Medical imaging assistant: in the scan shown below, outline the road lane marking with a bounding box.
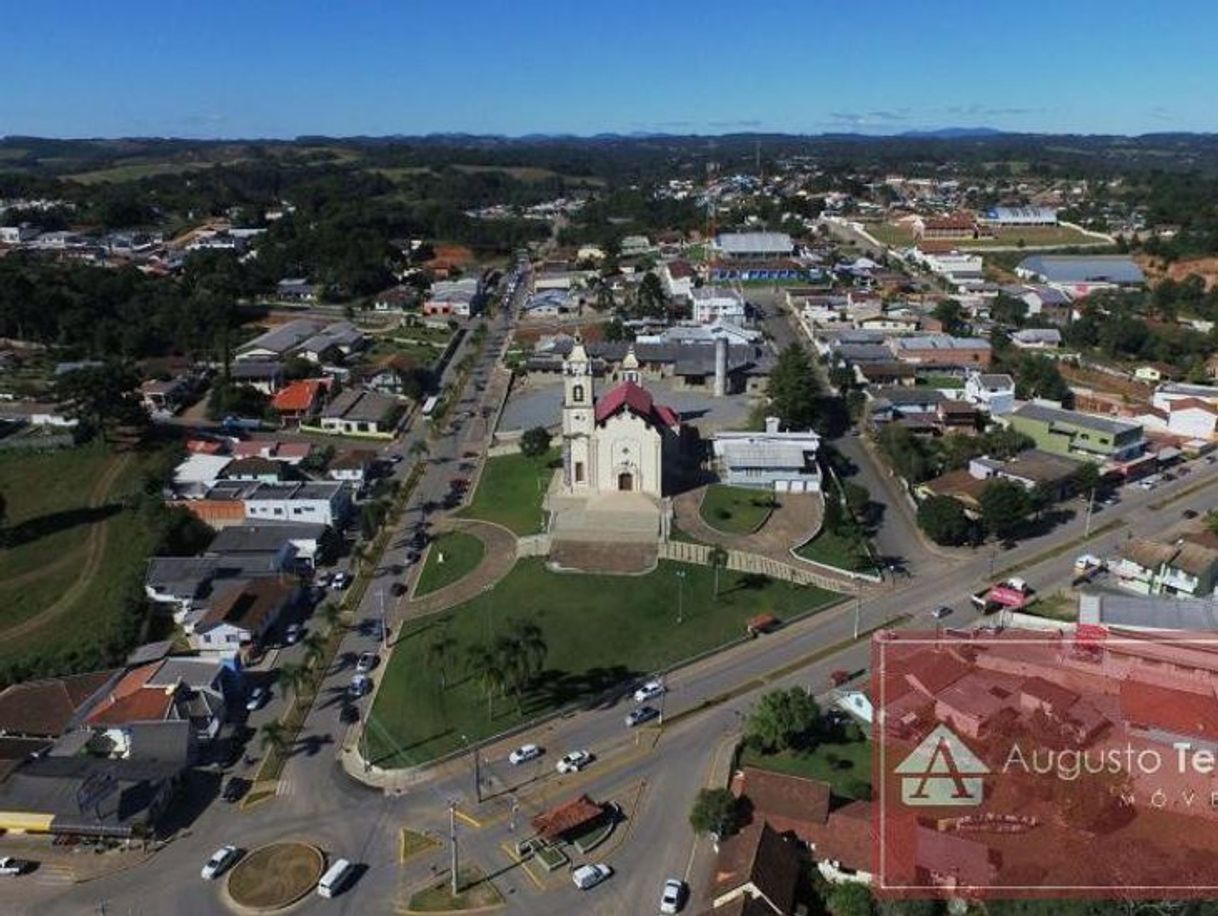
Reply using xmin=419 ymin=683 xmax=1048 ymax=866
xmin=454 ymin=808 xmax=482 ymax=828
xmin=499 ymin=841 xmax=545 ymax=890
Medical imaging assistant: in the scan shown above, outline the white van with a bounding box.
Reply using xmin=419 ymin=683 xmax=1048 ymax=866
xmin=317 ymin=858 xmax=353 ymax=898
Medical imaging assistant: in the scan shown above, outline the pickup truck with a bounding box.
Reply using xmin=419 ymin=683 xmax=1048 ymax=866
xmin=0 ymin=857 xmax=32 ymax=876
xmin=971 ymin=578 xmax=1032 ymax=614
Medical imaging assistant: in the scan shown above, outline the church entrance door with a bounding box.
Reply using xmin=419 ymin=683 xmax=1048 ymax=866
xmin=617 ymin=472 xmax=634 ymax=492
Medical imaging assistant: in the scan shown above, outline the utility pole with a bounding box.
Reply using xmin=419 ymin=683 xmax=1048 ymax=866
xmin=853 ymin=592 xmax=862 ymax=640
xmin=379 ymin=588 xmax=389 ymax=651
xmin=448 ymin=801 xmax=459 ymax=896
xmin=1084 ymin=487 xmax=1095 ymax=538
xmin=676 ymin=569 xmax=687 ymax=625
xmin=462 ymin=733 xmax=481 ymax=803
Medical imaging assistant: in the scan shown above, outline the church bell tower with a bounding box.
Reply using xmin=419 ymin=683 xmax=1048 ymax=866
xmin=562 ymin=338 xmax=594 ymax=490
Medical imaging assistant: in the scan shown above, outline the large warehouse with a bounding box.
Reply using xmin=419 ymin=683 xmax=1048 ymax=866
xmin=713 ymin=231 xmax=794 ymax=260
xmin=981 ymin=206 xmax=1058 ymax=226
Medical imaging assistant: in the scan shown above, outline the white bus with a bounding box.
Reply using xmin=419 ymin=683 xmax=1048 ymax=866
xmin=421 ymin=395 xmax=440 ymax=419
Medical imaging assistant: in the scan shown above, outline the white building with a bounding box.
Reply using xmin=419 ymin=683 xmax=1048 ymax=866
xmin=1145 ymin=383 xmax=1218 ymax=441
xmin=712 ymin=418 xmax=821 ymax=492
xmin=244 ymin=482 xmax=352 ymax=527
xmin=713 ymin=231 xmax=794 ymax=260
xmin=560 ymin=341 xmax=680 ymax=498
xmin=1009 ymin=328 xmax=1062 ymax=350
xmin=964 ymin=372 xmax=1016 ymax=416
xmin=690 ymin=287 xmax=746 ymax=325
xmin=913 ymin=250 xmax=985 ymax=289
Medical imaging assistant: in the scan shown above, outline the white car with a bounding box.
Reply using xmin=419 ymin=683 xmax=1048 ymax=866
xmin=244 ymin=686 xmax=268 ymax=712
xmin=356 ymin=652 xmax=377 ymax=674
xmin=201 ymin=845 xmax=238 ymax=880
xmin=348 ymin=674 xmax=371 ymax=698
xmin=660 ymin=878 xmax=686 ymax=914
xmin=330 ymin=571 xmax=352 ymax=590
xmin=284 ymin=623 xmax=302 ymax=645
xmin=634 ymin=679 xmax=665 ymax=703
xmin=556 ymin=750 xmax=591 ymax=774
xmin=508 ymin=743 xmax=542 ymax=765
xmin=571 ymin=863 xmax=612 ymax=890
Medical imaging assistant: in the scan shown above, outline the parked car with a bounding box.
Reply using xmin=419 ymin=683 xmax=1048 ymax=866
xmin=222 ymin=777 xmax=251 ymax=804
xmin=625 ymin=706 xmax=660 ymax=728
xmin=244 ymin=686 xmax=268 ymax=712
xmin=284 ymin=623 xmax=302 ymax=645
xmin=330 ymin=571 xmax=352 ymax=590
xmin=356 ymin=652 xmax=378 ymax=674
xmin=571 ymin=863 xmax=612 ymax=890
xmin=556 ymin=750 xmax=591 ymax=774
xmin=660 ymin=878 xmax=687 ymax=914
xmin=508 ymin=744 xmax=542 ymax=765
xmin=340 ymin=704 xmax=360 ymax=724
xmin=348 ymin=674 xmax=371 ymax=698
xmin=932 ymin=606 xmax=953 ymax=620
xmin=390 ymin=581 xmax=407 ymax=597
xmin=634 ymin=679 xmax=665 ymax=703
xmin=201 ymin=845 xmax=239 ymax=880
xmin=0 ymin=857 xmax=32 ymax=877
xmin=1184 ymin=508 xmax=1200 ymax=519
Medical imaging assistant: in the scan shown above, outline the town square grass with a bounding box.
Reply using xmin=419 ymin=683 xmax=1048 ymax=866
xmin=699 ymin=484 xmax=774 ymax=535
xmin=366 ymin=558 xmax=841 ymax=767
xmin=414 ymin=531 xmax=485 ymax=597
xmin=456 ymin=448 xmax=558 ymax=535
xmin=796 ymin=529 xmax=877 ymax=574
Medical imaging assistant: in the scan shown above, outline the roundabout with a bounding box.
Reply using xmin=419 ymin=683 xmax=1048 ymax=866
xmin=225 ymin=841 xmax=325 ymax=912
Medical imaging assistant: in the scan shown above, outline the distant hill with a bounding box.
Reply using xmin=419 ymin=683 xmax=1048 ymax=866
xmin=897 ymin=127 xmax=1007 ymax=139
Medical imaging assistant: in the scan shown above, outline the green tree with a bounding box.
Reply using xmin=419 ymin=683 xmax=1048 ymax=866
xmin=259 ymin=721 xmax=289 ymax=756
xmin=360 ymin=500 xmax=388 ymax=539
xmin=1071 ymin=461 xmax=1102 ymax=497
xmin=300 ymin=631 xmax=326 ymax=669
xmin=277 ymin=662 xmax=308 ymax=707
xmin=826 ymin=881 xmax=874 ymax=916
xmin=466 ymin=642 xmax=507 ymax=719
xmin=55 ymin=363 xmax=148 ymax=443
xmin=932 ymin=299 xmax=966 ymax=335
xmin=636 ymin=271 xmax=667 ymax=318
xmin=745 ymin=687 xmax=819 ymax=753
xmin=708 ymin=545 xmax=729 ymax=598
xmin=426 ymin=631 xmax=457 ymax=689
xmin=979 ymin=479 xmax=1032 ymax=540
xmin=320 ymin=602 xmax=342 ymax=632
xmin=767 ymin=344 xmax=821 ymax=430
xmin=688 ymin=787 xmax=740 ymax=837
xmin=408 ymin=439 xmax=430 ymax=462
xmin=520 ymin=426 xmax=552 ymax=458
xmin=916 ymin=496 xmax=973 ymax=546
xmin=509 ymin=618 xmax=548 ymax=676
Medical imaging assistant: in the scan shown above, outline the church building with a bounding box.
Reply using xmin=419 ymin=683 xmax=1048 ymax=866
xmin=561 ymin=340 xmax=681 ymax=498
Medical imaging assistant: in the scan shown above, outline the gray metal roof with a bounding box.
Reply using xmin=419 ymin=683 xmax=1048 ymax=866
xmin=718 ymin=440 xmax=816 ymax=470
xmin=1079 ymin=592 xmax=1218 ymax=631
xmin=207 ymin=523 xmax=326 ymax=555
xmin=1017 ymin=255 xmax=1144 ymax=285
xmin=1012 ymin=403 xmax=1141 ymax=437
xmin=715 ymin=231 xmax=793 ymax=255
xmin=322 ymin=388 xmax=400 ymax=423
xmin=237 ymin=319 xmax=326 ymax=356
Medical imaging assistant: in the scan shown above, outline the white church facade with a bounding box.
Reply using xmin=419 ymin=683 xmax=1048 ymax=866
xmin=561 ymin=341 xmax=681 ymax=498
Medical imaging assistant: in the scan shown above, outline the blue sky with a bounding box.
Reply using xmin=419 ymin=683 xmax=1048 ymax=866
xmin=1 ymin=0 xmax=1214 ymax=138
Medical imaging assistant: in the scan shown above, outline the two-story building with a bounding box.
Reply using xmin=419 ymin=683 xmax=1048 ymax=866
xmin=1009 ymin=403 xmax=1146 ymax=463
xmin=1113 ymin=537 xmax=1218 ymax=599
xmin=964 ymin=372 xmax=1016 ymax=416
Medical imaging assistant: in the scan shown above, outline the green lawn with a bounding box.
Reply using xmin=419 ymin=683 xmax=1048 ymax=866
xmin=796 ymin=528 xmax=876 ymax=573
xmin=366 ymin=558 xmax=841 ymax=766
xmin=0 ymin=444 xmax=156 ymax=666
xmin=919 ymin=374 xmax=965 ymax=390
xmin=739 ymin=733 xmax=872 ymax=799
xmin=863 ymin=221 xmax=1105 ymax=251
xmin=457 ymin=448 xmax=558 ymax=535
xmin=414 ymin=531 xmax=485 ymax=597
xmin=700 ymin=485 xmax=775 ymax=535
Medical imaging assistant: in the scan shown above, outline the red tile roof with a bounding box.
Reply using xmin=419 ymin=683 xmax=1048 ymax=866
xmin=271 ymin=378 xmax=327 ymax=413
xmin=594 ymin=381 xmax=680 ymax=429
xmin=85 ymin=663 xmax=175 ymax=727
xmin=530 ymin=794 xmax=605 ymax=841
xmin=730 ymin=767 xmax=831 ymax=843
xmin=1121 ymin=681 xmax=1218 ymax=741
xmin=0 ymin=670 xmax=119 ymax=736
xmin=806 ymin=799 xmax=873 ymax=873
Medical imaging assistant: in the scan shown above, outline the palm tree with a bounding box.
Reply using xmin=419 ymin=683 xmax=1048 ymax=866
xmin=466 ymin=643 xmax=506 ymax=719
xmin=259 ymin=721 xmax=288 ymax=756
xmin=320 ymin=602 xmax=342 ymax=633
xmin=708 ymin=546 xmax=730 ymax=599
xmin=277 ymin=663 xmax=308 ymax=707
xmin=409 ymin=439 xmax=430 ymax=462
xmin=509 ymin=619 xmax=548 ymax=679
xmin=301 ymin=631 xmax=326 ymax=670
xmin=426 ymin=632 xmax=458 ymax=689
xmin=493 ymin=634 xmax=529 ymax=712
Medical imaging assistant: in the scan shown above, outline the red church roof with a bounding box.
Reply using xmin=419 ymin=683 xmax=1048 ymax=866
xmin=593 ymin=381 xmax=680 ymax=429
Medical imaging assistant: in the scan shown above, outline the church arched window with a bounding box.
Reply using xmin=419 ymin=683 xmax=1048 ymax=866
xmin=572 ymin=384 xmax=584 ymax=403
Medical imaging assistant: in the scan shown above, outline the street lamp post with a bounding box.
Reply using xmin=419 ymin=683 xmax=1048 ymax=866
xmin=461 ymin=733 xmax=482 ymax=803
xmin=675 ymin=570 xmax=687 ymax=625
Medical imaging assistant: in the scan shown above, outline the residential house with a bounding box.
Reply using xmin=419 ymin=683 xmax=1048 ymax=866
xmin=1002 ymin=284 xmax=1074 ymax=321
xmin=1149 ymin=383 xmax=1218 ymax=441
xmin=1010 ymin=328 xmax=1062 ymax=350
xmin=708 ymin=822 xmax=801 ymax=915
xmin=423 ymin=278 xmax=481 ymax=317
xmin=139 ymin=376 xmax=193 ymax=416
xmin=231 ymin=440 xmax=312 ymax=464
xmin=691 ymin=287 xmax=747 ymax=325
xmin=235 ymin=318 xmax=328 ymax=362
xmin=964 ymin=371 xmax=1015 ymax=416
xmin=319 ymin=388 xmax=403 ymax=437
xmin=912 ymin=250 xmax=985 ymax=289
xmin=867 ymin=387 xmax=945 ymax=429
xmin=522 ymin=289 xmax=574 ymax=318
xmin=711 ymin=418 xmax=821 ymax=492
xmin=1078 ymin=591 xmax=1218 ymax=633
xmin=0 ymin=670 xmax=121 ymax=739
xmin=1009 ymin=403 xmax=1146 ymax=463
xmin=296 ymin=321 xmax=365 ymax=364
xmin=966 ymin=449 xmax=1083 ymax=499
xmin=270 ymin=377 xmax=328 ymax=427
xmin=327 ymin=449 xmax=376 ymax=487
xmin=171 ymin=453 xmax=233 ymax=498
xmin=220 ymin=456 xmax=287 ymax=484
xmin=1112 ymin=537 xmax=1218 ymax=598
xmin=85 ymin=657 xmax=232 ymax=744
xmin=186 ymin=577 xmax=298 ymax=658
xmin=276 ymin=278 xmax=317 ymax=302
xmin=890 ymin=335 xmax=992 ymax=370
xmin=244 ymin=481 xmax=353 ymax=527
xmin=144 ymin=554 xmax=284 ymax=614
xmin=372 ymin=285 xmax=417 ymax=312
xmin=660 ymin=259 xmax=695 ymax=299
xmin=228 ymin=360 xmax=284 ymax=394
xmin=206 ymin=522 xmax=328 ymax=570
xmin=364 ymin=353 xmax=422 ymax=397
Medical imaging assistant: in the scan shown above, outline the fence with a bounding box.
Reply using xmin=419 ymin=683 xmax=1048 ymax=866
xmin=657 ymin=541 xmax=850 ymax=592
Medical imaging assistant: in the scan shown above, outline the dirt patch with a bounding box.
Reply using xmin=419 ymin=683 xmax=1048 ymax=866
xmin=1135 ymin=254 xmax=1218 ymax=290
xmin=226 ymin=842 xmax=325 ymax=911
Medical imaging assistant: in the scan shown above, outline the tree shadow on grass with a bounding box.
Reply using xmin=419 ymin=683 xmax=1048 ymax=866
xmin=5 ymin=504 xmax=122 ymax=548
xmin=370 ymin=727 xmax=454 ymax=765
xmin=523 ymin=665 xmax=638 ymax=713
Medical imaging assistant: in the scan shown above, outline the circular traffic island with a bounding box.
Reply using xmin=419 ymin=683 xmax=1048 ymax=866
xmin=226 ymin=841 xmax=325 ymax=912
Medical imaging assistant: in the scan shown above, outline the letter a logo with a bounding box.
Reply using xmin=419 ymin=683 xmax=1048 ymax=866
xmin=895 ymin=725 xmax=989 ymax=806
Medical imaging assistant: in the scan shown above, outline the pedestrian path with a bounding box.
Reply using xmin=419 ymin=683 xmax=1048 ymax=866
xmin=404 ymin=518 xmax=518 ymax=617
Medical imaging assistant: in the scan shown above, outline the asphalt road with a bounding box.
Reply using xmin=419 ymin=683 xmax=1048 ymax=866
xmin=15 ymin=280 xmax=1218 ymax=915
